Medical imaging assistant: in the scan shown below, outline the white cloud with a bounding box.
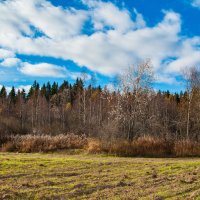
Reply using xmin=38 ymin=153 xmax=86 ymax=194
xmin=0 ymin=49 xmax=15 ymax=59
xmin=82 ymin=0 xmax=135 ymax=33
xmin=0 ymin=57 xmax=21 ymax=67
xmin=19 ymin=62 xmax=90 ymax=80
xmin=155 ymin=74 xmax=179 ymax=85
xmin=0 ymin=0 xmax=199 ymax=86
xmin=0 ymin=0 xmax=88 ymax=39
xmin=165 ymin=37 xmax=200 ymax=73
xmin=19 ymin=62 xmax=69 ymax=78
xmin=133 ymin=8 xmax=146 ymax=29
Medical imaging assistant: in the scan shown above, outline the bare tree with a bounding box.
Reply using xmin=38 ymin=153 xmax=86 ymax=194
xmin=111 ymin=59 xmax=155 ymax=140
xmin=182 ymin=67 xmax=200 ymax=139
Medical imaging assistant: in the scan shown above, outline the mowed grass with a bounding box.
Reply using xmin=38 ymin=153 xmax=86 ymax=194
xmin=0 ymin=153 xmax=200 ymax=200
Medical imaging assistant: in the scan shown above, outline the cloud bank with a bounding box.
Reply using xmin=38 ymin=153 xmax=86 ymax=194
xmin=0 ymin=0 xmax=200 ymax=86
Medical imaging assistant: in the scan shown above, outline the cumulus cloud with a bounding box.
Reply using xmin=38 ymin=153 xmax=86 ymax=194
xmin=165 ymin=37 xmax=200 ymax=73
xmin=82 ymin=0 xmax=136 ymax=32
xmin=0 ymin=49 xmax=15 ymax=59
xmin=0 ymin=0 xmax=88 ymax=39
xmin=20 ymin=62 xmax=69 ymax=78
xmin=0 ymin=0 xmax=200 ymax=86
xmin=19 ymin=62 xmax=90 ymax=80
xmin=0 ymin=57 xmax=21 ymax=67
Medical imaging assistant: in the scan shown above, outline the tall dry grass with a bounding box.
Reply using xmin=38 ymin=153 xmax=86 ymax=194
xmin=87 ymin=136 xmax=173 ymax=157
xmin=1 ymin=134 xmax=200 ymax=157
xmin=174 ymin=139 xmax=200 ymax=157
xmin=87 ymin=136 xmax=200 ymax=157
xmin=0 ymin=133 xmax=87 ymax=153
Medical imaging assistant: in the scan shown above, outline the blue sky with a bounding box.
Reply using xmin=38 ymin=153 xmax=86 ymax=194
xmin=0 ymin=0 xmax=200 ymax=92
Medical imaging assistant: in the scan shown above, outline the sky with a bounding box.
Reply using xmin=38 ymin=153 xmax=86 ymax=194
xmin=0 ymin=0 xmax=200 ymax=93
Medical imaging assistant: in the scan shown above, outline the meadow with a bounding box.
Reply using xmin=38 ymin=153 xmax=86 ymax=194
xmin=0 ymin=152 xmax=200 ymax=200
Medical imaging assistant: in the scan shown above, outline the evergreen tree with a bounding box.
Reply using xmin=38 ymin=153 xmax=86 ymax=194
xmin=9 ymin=86 xmax=16 ymax=104
xmin=97 ymin=85 xmax=102 ymax=92
xmin=51 ymin=82 xmax=58 ymax=95
xmin=0 ymin=86 xmax=7 ymax=98
xmin=175 ymin=93 xmax=180 ymax=104
xmin=41 ymin=84 xmax=47 ymax=97
xmin=17 ymin=89 xmax=21 ymax=97
xmin=21 ymin=89 xmax=26 ymax=100
xmin=74 ymin=78 xmax=84 ymax=93
xmin=27 ymin=86 xmax=34 ymax=99
xmin=59 ymin=80 xmax=69 ymax=92
xmin=33 ymin=80 xmax=40 ymax=91
xmin=165 ymin=90 xmax=170 ymax=98
xmin=46 ymin=82 xmax=52 ymax=101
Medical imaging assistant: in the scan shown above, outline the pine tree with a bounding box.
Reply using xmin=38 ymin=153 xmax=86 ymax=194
xmin=51 ymin=82 xmax=58 ymax=95
xmin=21 ymin=89 xmax=26 ymax=100
xmin=33 ymin=80 xmax=40 ymax=91
xmin=59 ymin=80 xmax=69 ymax=92
xmin=0 ymin=86 xmax=7 ymax=98
xmin=9 ymin=86 xmax=16 ymax=104
xmin=165 ymin=90 xmax=170 ymax=98
xmin=41 ymin=84 xmax=47 ymax=97
xmin=27 ymin=86 xmax=34 ymax=99
xmin=175 ymin=93 xmax=180 ymax=104
xmin=46 ymin=82 xmax=52 ymax=101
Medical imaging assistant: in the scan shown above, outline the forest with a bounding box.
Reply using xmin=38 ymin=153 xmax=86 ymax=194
xmin=0 ymin=60 xmax=200 ymax=156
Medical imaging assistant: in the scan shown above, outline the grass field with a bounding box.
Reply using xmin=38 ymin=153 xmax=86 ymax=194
xmin=0 ymin=152 xmax=200 ymax=200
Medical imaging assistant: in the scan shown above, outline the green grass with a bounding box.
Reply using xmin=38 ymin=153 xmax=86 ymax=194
xmin=0 ymin=152 xmax=200 ymax=200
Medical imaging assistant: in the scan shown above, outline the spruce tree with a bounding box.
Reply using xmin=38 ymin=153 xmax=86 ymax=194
xmin=9 ymin=86 xmax=16 ymax=104
xmin=46 ymin=82 xmax=51 ymax=101
xmin=27 ymin=86 xmax=34 ymax=99
xmin=51 ymin=82 xmax=58 ymax=95
xmin=0 ymin=86 xmax=7 ymax=98
xmin=59 ymin=80 xmax=69 ymax=92
xmin=41 ymin=84 xmax=47 ymax=97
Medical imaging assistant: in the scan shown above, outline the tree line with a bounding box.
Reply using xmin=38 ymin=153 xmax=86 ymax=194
xmin=0 ymin=60 xmax=200 ymax=142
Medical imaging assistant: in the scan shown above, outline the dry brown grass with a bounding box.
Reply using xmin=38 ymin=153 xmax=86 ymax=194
xmin=1 ymin=134 xmax=200 ymax=157
xmin=87 ymin=136 xmax=200 ymax=157
xmin=174 ymin=139 xmax=200 ymax=156
xmin=87 ymin=139 xmax=101 ymax=153
xmin=1 ymin=134 xmax=87 ymax=153
xmin=132 ymin=136 xmax=172 ymax=156
xmin=99 ymin=136 xmax=173 ymax=157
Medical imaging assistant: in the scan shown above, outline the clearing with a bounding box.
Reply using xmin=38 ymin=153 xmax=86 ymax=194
xmin=0 ymin=152 xmax=200 ymax=199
